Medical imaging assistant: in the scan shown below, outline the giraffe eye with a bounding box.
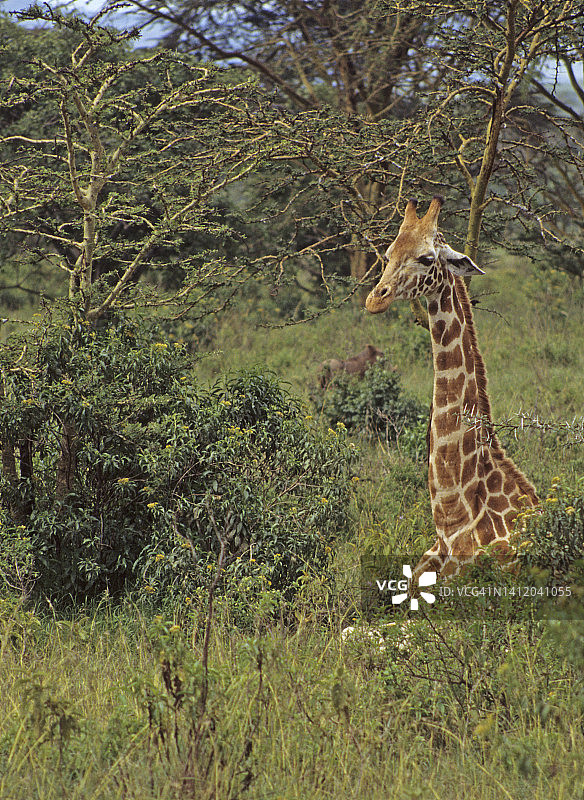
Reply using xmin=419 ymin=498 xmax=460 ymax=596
xmin=418 ymin=254 xmax=435 ymax=267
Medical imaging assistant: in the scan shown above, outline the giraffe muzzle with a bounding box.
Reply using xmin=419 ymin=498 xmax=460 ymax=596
xmin=365 ymin=284 xmax=394 ymax=314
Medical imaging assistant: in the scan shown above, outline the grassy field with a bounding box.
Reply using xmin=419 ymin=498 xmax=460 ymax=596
xmin=1 ymin=255 xmax=584 ymax=798
xmin=1 ymin=599 xmax=584 ymax=799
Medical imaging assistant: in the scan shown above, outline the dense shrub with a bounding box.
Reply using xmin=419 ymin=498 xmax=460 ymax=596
xmin=516 ymin=477 xmax=584 ymax=576
xmin=0 ymin=312 xmax=357 ymax=604
xmin=313 ymin=364 xmax=427 ymax=444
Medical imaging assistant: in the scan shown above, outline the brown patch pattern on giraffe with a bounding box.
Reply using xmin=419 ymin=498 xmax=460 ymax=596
xmin=434 ymin=494 xmax=468 ymax=532
xmin=434 ymin=441 xmax=461 ymax=487
xmin=462 ymin=428 xmax=476 ymax=456
xmin=435 ymin=373 xmax=465 ymax=408
xmin=486 ymin=471 xmax=503 ymax=493
xmin=432 ymin=318 xmax=461 ymax=348
xmin=436 ymin=344 xmax=463 ymax=372
xmin=440 ymin=292 xmax=452 ymax=313
xmin=449 ymin=528 xmax=476 ymax=560
xmin=463 ymin=378 xmax=478 ymax=412
xmin=461 ymin=453 xmax=477 ymax=486
xmin=433 ymin=408 xmax=461 ymax=439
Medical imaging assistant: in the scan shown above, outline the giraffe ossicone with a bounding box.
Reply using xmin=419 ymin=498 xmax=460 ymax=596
xmin=366 ymin=197 xmax=539 ymax=582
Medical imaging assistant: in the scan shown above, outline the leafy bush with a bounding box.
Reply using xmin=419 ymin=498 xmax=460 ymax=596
xmin=0 ymin=311 xmax=357 ymax=605
xmin=516 ymin=477 xmax=584 ymax=576
xmin=313 ymin=364 xmax=427 ymax=443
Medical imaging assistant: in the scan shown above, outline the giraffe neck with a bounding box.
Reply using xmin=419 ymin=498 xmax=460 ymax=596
xmin=426 ymin=275 xmax=496 ymax=540
xmin=424 ymin=274 xmax=537 ymax=561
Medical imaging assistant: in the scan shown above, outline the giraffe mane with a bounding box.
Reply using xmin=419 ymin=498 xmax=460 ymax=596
xmin=453 ymin=277 xmax=496 ymax=433
xmin=453 ymin=276 xmax=538 ymax=504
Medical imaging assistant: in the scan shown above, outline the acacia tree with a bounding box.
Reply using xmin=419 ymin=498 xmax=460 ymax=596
xmin=115 ymin=0 xmax=449 ymax=285
xmin=0 ymin=8 xmax=421 ymax=318
xmin=117 ymin=0 xmax=584 ymax=302
xmin=421 ymin=1 xmax=584 ymax=263
xmin=0 ymin=9 xmax=289 ymax=321
xmin=0 ymin=7 xmax=422 ymax=513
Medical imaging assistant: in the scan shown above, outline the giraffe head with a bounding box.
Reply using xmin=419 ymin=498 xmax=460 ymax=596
xmin=366 ymin=197 xmax=484 ymax=314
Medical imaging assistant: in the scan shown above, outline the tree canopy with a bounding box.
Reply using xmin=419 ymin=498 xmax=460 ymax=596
xmin=119 ymin=0 xmax=584 ymax=283
xmin=2 ymin=1 xmax=583 ymax=330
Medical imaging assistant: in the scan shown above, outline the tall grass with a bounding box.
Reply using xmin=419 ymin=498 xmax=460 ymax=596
xmin=1 ymin=598 xmax=584 ymax=799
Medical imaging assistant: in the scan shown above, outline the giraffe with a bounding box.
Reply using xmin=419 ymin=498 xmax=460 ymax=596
xmin=365 ymin=196 xmax=539 ymax=581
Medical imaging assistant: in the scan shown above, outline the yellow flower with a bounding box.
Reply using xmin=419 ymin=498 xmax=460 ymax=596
xmin=552 ymin=476 xmax=561 ymax=483
xmin=220 ymin=400 xmax=232 ymax=407
xmin=147 ymin=502 xmax=159 ymax=509
xmin=545 ymin=497 xmax=558 ymax=504
xmin=168 ymin=624 xmax=180 ymax=633
xmin=118 ymin=477 xmax=130 ymax=484
xmin=565 ymin=506 xmax=575 ymax=514
xmin=320 ymin=497 xmax=328 ymax=504
xmin=351 ymin=476 xmax=360 ymax=483
xmin=144 ymin=585 xmax=156 ymax=593
xmin=154 ymin=342 xmax=167 ymax=349
xmin=155 ymin=553 xmax=165 ymax=561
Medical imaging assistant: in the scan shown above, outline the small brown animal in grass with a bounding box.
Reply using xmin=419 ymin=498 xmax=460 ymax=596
xmin=319 ymin=344 xmax=384 ymax=388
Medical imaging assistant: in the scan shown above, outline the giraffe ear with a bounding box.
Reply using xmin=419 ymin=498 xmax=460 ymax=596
xmin=441 ymin=244 xmax=485 ymax=277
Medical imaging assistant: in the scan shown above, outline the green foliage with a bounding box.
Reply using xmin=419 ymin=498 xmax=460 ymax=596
xmin=0 ymin=311 xmax=356 ymax=605
xmin=0 ymin=511 xmax=36 ymax=597
xmin=138 ymin=370 xmax=357 ymax=608
xmin=518 ymin=477 xmax=584 ymax=576
xmin=313 ymin=363 xmax=427 ymax=442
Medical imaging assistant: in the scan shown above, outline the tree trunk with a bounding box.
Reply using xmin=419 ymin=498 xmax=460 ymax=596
xmin=349 ymin=246 xmax=374 ymax=305
xmin=1 ymin=440 xmax=31 ymax=525
xmin=55 ymin=421 xmax=79 ymax=500
xmin=1 ymin=441 xmax=17 ymax=485
xmin=18 ymin=438 xmax=34 ymax=517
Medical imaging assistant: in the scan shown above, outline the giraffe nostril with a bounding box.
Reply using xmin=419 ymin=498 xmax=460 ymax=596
xmin=379 ymin=285 xmax=392 ymax=298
